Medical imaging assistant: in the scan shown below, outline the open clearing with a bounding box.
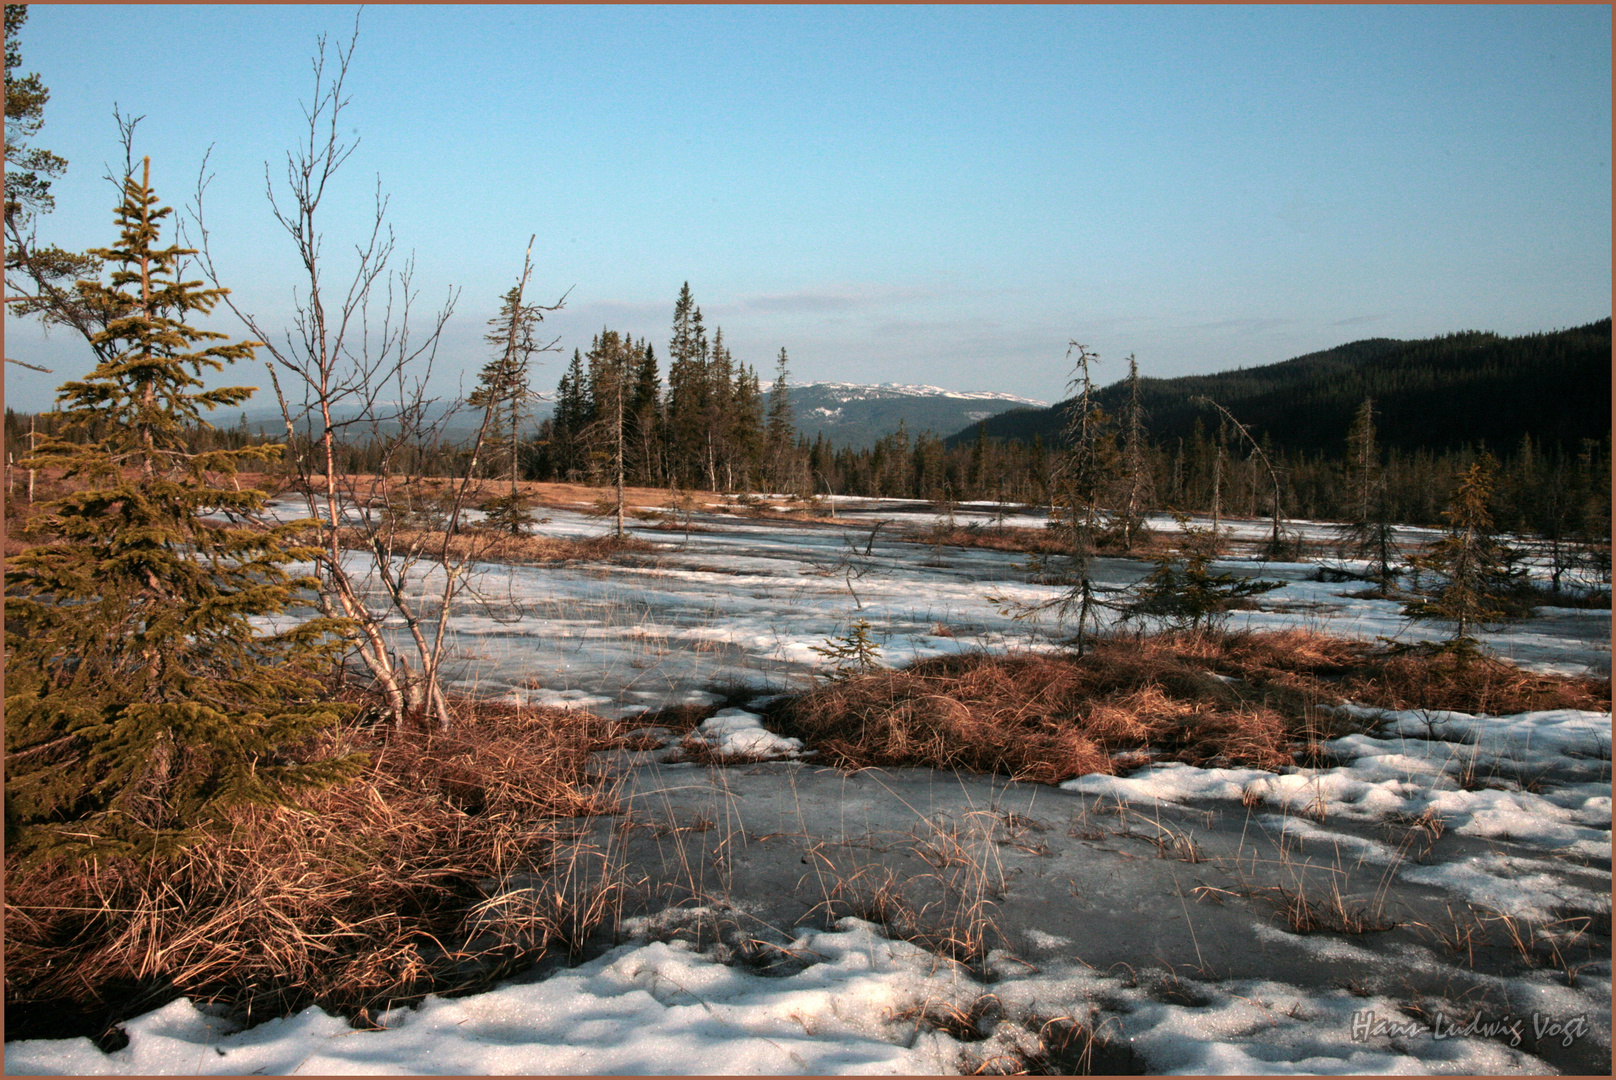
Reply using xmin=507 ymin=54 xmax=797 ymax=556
xmin=8 ymin=496 xmax=1610 ymax=1075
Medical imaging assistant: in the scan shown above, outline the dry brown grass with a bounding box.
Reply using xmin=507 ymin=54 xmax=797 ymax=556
xmin=905 ymin=518 xmax=1339 ymax=560
xmin=906 ymin=524 xmax=1073 ymax=556
xmin=1340 ymin=646 xmax=1610 ymax=716
xmin=4 ymin=700 xmax=626 ymax=1044
xmin=337 ymin=524 xmax=658 ymax=565
xmin=772 ymin=629 xmax=1611 ymax=783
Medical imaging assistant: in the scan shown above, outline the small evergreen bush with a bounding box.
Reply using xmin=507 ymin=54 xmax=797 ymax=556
xmin=812 ymin=618 xmax=885 ymax=679
xmin=1121 ymin=512 xmax=1284 ymax=633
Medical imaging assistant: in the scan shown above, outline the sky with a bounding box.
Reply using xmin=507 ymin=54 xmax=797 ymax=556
xmin=4 ymin=4 xmax=1610 ymax=414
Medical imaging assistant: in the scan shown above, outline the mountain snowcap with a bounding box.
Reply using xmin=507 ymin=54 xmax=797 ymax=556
xmin=796 ymin=381 xmax=1047 ymax=406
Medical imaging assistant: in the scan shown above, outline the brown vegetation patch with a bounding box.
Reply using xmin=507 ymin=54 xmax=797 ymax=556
xmin=775 ymin=633 xmax=1318 ymax=782
xmin=905 ymin=524 xmax=1072 ymax=556
xmin=334 ymin=525 xmax=658 ymax=565
xmin=1340 ymin=647 xmax=1610 ymax=716
xmin=4 ymin=700 xmax=625 ymax=1044
xmin=905 ymin=519 xmax=1340 ymax=560
xmin=771 ymin=630 xmax=1610 ymax=783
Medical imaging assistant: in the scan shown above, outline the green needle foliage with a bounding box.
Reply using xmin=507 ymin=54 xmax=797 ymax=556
xmin=1403 ymin=452 xmax=1521 ymax=651
xmin=1122 ymin=512 xmax=1284 ymax=633
xmin=812 ymin=618 xmax=885 ymax=679
xmin=4 ymin=158 xmax=362 ymax=863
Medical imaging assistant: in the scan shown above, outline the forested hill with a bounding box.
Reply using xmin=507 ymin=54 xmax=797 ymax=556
xmin=950 ymin=319 xmax=1611 ymax=456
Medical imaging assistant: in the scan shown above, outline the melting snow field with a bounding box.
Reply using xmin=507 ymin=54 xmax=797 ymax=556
xmin=8 ymin=500 xmax=1610 ymax=1075
xmin=267 ymin=498 xmax=1610 ymax=716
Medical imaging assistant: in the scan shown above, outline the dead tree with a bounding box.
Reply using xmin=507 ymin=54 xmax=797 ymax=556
xmin=1114 ymin=354 xmax=1155 ymax=552
xmin=190 ymin=20 xmax=561 ymax=728
xmin=1197 ymin=396 xmax=1291 ymax=559
xmin=470 ymin=237 xmax=565 ymax=533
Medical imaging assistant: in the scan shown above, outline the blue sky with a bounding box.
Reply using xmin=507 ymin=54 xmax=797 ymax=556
xmin=5 ymin=4 xmax=1610 ymax=414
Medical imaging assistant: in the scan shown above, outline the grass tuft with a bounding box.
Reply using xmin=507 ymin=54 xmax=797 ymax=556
xmin=1345 ymin=645 xmax=1608 ymax=715
xmin=772 ymin=630 xmax=1609 ymax=783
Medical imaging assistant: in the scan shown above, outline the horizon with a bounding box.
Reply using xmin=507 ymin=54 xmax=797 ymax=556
xmin=4 ymin=4 xmax=1609 ymax=414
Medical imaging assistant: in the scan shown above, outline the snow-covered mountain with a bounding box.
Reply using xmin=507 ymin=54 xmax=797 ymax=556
xmin=789 ymin=382 xmax=1047 ymax=449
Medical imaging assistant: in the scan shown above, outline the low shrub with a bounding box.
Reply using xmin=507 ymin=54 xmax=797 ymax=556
xmin=4 ymin=700 xmax=625 ymax=1044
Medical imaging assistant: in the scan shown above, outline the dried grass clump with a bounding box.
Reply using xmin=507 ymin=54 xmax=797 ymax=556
xmin=1209 ymin=628 xmax=1369 ymax=677
xmin=777 ymin=629 xmax=1610 ymax=783
xmin=779 ymin=656 xmax=1111 ymax=783
xmin=336 ymin=525 xmax=656 ymax=566
xmin=4 ymin=702 xmax=625 ymax=1043
xmin=776 ymin=633 xmax=1327 ymax=782
xmin=1341 ymin=646 xmax=1610 ymax=715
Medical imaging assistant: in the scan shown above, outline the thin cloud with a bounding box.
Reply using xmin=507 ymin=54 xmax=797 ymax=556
xmin=1182 ymin=317 xmax=1298 ymax=334
xmin=562 ymin=298 xmax=670 ymax=323
xmin=733 ymin=284 xmax=931 ymax=314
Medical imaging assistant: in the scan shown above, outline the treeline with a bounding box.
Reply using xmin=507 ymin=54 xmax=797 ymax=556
xmin=524 ymin=283 xmax=806 ymax=494
xmin=4 ymin=408 xmax=273 ymax=460
xmin=9 ymin=286 xmax=1609 ymax=546
xmin=796 ymin=413 xmax=1611 ymax=536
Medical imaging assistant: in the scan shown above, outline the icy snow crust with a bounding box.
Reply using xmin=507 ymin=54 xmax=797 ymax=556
xmin=3 ymin=925 xmax=1579 ymax=1075
xmin=13 ymin=499 xmax=1609 ymax=1075
xmin=258 ymin=498 xmax=1608 ymax=718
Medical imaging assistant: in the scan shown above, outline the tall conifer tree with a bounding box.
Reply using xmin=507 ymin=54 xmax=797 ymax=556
xmin=550 ymin=348 xmax=590 ymax=480
xmin=4 ymin=160 xmax=359 ymax=861
xmin=665 ymin=285 xmax=711 ymax=488
xmin=626 ymin=339 xmax=662 ymax=485
xmin=766 ymin=347 xmax=798 ymax=492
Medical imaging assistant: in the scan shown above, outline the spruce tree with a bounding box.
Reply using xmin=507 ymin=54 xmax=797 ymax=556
xmin=1113 ymin=354 xmax=1155 ymax=552
xmin=4 ymin=159 xmax=360 ymax=861
xmin=551 ymin=348 xmax=591 ymax=481
xmin=1121 ymin=512 xmax=1283 ymax=633
xmin=1044 ymin=343 xmax=1119 ymax=653
xmin=627 ymin=340 xmax=662 ymax=486
xmin=705 ymin=325 xmax=735 ymax=490
xmin=766 ymin=347 xmax=798 ymax=492
xmin=729 ymin=361 xmax=765 ymax=491
xmin=1402 ymin=452 xmax=1520 ymax=649
xmin=664 ymin=285 xmax=715 ymax=489
xmin=582 ymin=328 xmax=631 ymax=532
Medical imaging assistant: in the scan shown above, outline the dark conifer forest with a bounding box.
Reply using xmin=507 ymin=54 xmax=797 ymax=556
xmin=8 ymin=310 xmax=1610 ymax=537
xmin=966 ymin=319 xmax=1610 ymax=458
